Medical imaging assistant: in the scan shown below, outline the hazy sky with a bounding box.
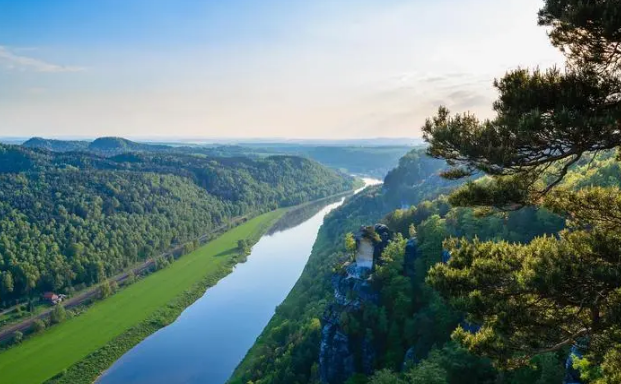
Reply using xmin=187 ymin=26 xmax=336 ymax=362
xmin=0 ymin=0 xmax=564 ymax=139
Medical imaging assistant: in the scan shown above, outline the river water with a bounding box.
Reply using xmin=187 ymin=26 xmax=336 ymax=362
xmin=96 ymin=178 xmax=381 ymax=384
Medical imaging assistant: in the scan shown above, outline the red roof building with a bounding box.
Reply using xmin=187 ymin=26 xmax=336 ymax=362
xmin=42 ymin=292 xmax=60 ymax=304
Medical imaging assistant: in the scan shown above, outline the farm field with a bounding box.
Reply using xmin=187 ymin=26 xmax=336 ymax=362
xmin=0 ymin=210 xmax=284 ymax=384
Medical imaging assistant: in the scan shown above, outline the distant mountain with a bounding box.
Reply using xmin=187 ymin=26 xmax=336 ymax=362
xmin=20 ymin=136 xmax=415 ymax=178
xmin=88 ymin=136 xmax=170 ymax=153
xmin=23 ymin=137 xmax=89 ymax=152
xmin=23 ymin=136 xmax=175 ymax=155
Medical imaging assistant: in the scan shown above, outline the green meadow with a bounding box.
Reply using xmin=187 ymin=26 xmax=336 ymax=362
xmin=0 ymin=210 xmax=284 ymax=384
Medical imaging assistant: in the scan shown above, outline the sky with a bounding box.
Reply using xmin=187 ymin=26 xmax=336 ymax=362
xmin=0 ymin=0 xmax=565 ymax=139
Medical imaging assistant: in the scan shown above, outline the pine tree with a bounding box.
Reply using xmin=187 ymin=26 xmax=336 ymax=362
xmin=422 ymin=1 xmax=621 ymax=382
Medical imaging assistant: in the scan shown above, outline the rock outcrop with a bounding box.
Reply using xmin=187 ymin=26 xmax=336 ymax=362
xmin=320 ymin=304 xmax=356 ymax=383
xmin=319 ymin=224 xmax=392 ymax=384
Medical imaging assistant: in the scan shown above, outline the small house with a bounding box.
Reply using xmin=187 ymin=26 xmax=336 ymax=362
xmin=42 ymin=292 xmax=60 ymax=305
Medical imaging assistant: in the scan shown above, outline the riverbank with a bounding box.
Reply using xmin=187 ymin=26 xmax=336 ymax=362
xmin=0 ymin=210 xmax=285 ymax=384
xmin=96 ymin=195 xmax=359 ymax=384
xmin=0 ymin=214 xmax=250 ymax=344
xmin=228 ymin=179 xmax=384 ymax=384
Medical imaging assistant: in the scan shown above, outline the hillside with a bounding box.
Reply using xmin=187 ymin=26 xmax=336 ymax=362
xmin=231 ymin=150 xmax=621 ymax=384
xmin=22 ymin=138 xmax=89 ymax=152
xmin=23 ymin=137 xmax=176 ymax=156
xmin=255 ymin=145 xmax=413 ymax=179
xmin=19 ymin=137 xmax=412 ymax=178
xmin=88 ymin=137 xmax=170 ymax=153
xmin=0 ymin=144 xmax=357 ymax=305
xmin=229 ymin=148 xmax=456 ymax=384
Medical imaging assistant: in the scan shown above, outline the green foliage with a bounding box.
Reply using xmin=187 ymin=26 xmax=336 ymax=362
xmin=236 ymin=135 xmax=609 ymax=384
xmin=406 ymin=359 xmax=448 ymax=384
xmin=50 ymin=304 xmax=67 ymax=324
xmin=231 ymin=143 xmax=571 ymax=384
xmin=506 ymin=352 xmax=567 ymax=384
xmin=23 ymin=136 xmax=413 ymax=179
xmin=99 ymin=281 xmax=112 ymax=299
xmin=125 ymin=270 xmax=136 ymax=285
xmin=538 ymin=0 xmax=621 ymax=72
xmin=12 ymin=331 xmax=23 ymax=345
xmin=423 ymin=68 xmax=621 ymax=208
xmin=0 ymin=144 xmax=355 ymax=306
xmin=0 ymin=211 xmax=283 ymax=384
xmin=599 ymin=348 xmax=621 ymax=384
xmin=268 ymin=145 xmax=414 ymax=179
xmin=237 ymin=239 xmax=251 ymax=255
xmin=230 ymin=149 xmax=454 ymax=384
xmin=420 ymin=1 xmax=621 ymax=382
xmin=383 ymin=149 xmax=461 ymax=204
xmin=422 ymin=0 xmax=621 ymax=208
xmin=32 ymin=319 xmax=46 ymax=333
xmin=22 ymin=138 xmax=90 ymax=152
xmin=345 ymin=233 xmax=357 ymax=260
xmin=182 ymin=241 xmax=196 ymax=255
xmin=368 ymin=369 xmax=406 ymax=384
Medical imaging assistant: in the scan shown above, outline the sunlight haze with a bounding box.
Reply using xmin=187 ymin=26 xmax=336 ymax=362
xmin=0 ymin=0 xmax=563 ymax=139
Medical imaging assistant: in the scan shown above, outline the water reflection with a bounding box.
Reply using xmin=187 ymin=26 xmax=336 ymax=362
xmin=97 ymin=179 xmax=381 ymax=384
xmin=269 ymin=193 xmax=354 ymax=235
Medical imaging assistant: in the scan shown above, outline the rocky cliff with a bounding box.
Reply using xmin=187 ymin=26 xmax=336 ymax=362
xmin=319 ymin=224 xmax=392 ymax=384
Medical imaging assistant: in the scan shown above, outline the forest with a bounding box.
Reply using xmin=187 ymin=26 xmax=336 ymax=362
xmin=232 ymin=1 xmax=621 ymax=383
xmin=21 ymin=137 xmax=413 ymax=179
xmin=231 ymin=151 xmax=621 ymax=384
xmin=229 ymin=146 xmax=456 ymax=384
xmin=0 ymin=144 xmax=356 ymax=305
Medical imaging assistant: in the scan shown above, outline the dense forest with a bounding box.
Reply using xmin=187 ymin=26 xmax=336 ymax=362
xmin=21 ymin=137 xmax=412 ymax=179
xmin=0 ymin=144 xmax=357 ymax=305
xmin=229 ymin=147 xmax=455 ymax=384
xmin=231 ymin=151 xmax=620 ymax=384
xmin=233 ymin=1 xmax=621 ymax=383
xmin=258 ymin=145 xmax=413 ymax=179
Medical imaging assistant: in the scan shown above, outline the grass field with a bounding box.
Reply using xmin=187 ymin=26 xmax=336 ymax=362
xmin=0 ymin=210 xmax=285 ymax=384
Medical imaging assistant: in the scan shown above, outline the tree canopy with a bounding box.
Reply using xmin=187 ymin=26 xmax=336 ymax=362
xmin=423 ymin=1 xmax=621 ymax=382
xmin=423 ymin=0 xmax=621 ymax=209
xmin=0 ymin=144 xmax=355 ymax=305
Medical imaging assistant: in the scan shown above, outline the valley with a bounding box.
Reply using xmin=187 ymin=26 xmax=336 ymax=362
xmin=0 ymin=210 xmax=284 ymax=384
xmin=95 ymin=179 xmax=381 ymax=384
xmin=2 ymin=1 xmax=621 ymax=382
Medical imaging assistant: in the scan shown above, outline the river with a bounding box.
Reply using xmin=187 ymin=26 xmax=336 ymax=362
xmin=96 ymin=178 xmax=382 ymax=384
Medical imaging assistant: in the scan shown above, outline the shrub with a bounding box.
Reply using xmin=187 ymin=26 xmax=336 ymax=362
xmin=50 ymin=304 xmax=66 ymax=324
xmin=32 ymin=319 xmax=46 ymax=333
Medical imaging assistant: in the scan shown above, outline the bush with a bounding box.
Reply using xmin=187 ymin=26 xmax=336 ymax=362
xmin=12 ymin=331 xmax=23 ymax=344
xmin=237 ymin=239 xmax=250 ymax=255
xmin=99 ymin=281 xmax=112 ymax=299
xmin=154 ymin=256 xmax=170 ymax=270
xmin=183 ymin=242 xmax=195 ymax=255
xmin=32 ymin=319 xmax=46 ymax=333
xmin=50 ymin=304 xmax=66 ymax=324
xmin=125 ymin=270 xmax=136 ymax=285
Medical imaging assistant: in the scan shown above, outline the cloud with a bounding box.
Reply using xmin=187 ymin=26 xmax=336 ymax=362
xmin=0 ymin=46 xmax=84 ymax=73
